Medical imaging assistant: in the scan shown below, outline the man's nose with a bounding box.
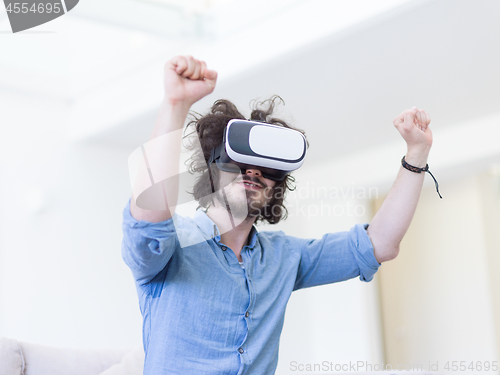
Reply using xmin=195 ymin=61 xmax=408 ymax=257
xmin=245 ymin=169 xmax=262 ymax=178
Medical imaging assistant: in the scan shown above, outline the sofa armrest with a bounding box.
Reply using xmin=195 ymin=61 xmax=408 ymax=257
xmin=18 ymin=341 xmax=130 ymax=375
xmin=0 ymin=337 xmax=25 ymax=375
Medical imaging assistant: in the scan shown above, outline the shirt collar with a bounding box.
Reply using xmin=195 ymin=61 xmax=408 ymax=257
xmin=193 ymin=208 xmax=259 ymax=249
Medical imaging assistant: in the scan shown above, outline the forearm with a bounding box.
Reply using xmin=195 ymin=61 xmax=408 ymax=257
xmin=150 ymin=99 xmax=190 ymax=139
xmin=367 ymin=149 xmax=429 ymax=263
xmin=130 ymin=100 xmax=190 ymax=222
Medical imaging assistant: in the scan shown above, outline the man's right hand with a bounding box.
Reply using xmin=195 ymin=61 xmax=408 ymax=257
xmin=163 ymin=55 xmax=218 ymax=107
xmin=130 ymin=55 xmax=217 ymax=222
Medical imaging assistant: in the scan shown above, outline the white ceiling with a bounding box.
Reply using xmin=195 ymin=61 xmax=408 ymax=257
xmin=203 ymin=0 xmax=500 ymax=164
xmin=79 ymin=0 xmax=500 ymax=172
xmin=0 ymin=0 xmax=414 ymax=102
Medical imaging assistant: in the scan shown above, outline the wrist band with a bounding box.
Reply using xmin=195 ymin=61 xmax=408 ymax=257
xmin=401 ymin=156 xmax=442 ymax=199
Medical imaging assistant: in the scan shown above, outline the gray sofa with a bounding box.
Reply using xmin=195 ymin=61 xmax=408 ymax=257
xmin=0 ymin=337 xmax=144 ymax=375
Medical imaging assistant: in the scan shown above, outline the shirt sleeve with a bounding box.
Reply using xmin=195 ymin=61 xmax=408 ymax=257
xmin=121 ymin=198 xmax=179 ymax=285
xmin=291 ymin=223 xmax=381 ymax=291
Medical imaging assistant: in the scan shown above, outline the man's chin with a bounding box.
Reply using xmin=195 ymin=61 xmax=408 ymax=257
xmin=215 ymin=189 xmax=269 ymax=220
xmin=232 ymin=201 xmax=263 ymax=220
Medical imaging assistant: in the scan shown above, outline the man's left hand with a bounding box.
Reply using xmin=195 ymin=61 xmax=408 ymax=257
xmin=393 ymin=107 xmax=432 ymax=167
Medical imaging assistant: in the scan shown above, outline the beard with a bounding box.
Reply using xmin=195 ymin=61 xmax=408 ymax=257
xmin=215 ymin=183 xmax=271 ymax=221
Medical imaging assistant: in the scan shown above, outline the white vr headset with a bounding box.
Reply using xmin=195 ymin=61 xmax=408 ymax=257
xmin=208 ymin=119 xmax=307 ymax=181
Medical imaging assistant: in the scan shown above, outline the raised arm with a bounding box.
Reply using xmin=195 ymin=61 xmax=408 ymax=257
xmin=130 ymin=55 xmax=217 ymax=223
xmin=367 ymin=107 xmax=433 ymax=263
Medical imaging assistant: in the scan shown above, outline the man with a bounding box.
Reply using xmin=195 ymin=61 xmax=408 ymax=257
xmin=122 ymin=55 xmax=434 ymax=374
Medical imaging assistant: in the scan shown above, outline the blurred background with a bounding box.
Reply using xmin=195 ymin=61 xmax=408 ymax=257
xmin=1 ymin=0 xmax=500 ymax=374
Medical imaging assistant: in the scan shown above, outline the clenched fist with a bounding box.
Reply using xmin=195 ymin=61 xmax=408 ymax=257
xmin=393 ymin=107 xmax=432 ymax=166
xmin=163 ymin=55 xmax=218 ymax=107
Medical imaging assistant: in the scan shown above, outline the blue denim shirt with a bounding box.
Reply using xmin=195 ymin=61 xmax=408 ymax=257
xmin=121 ymin=199 xmax=380 ymax=375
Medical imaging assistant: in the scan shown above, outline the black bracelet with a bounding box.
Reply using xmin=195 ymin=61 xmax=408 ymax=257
xmin=401 ymin=156 xmax=442 ymax=199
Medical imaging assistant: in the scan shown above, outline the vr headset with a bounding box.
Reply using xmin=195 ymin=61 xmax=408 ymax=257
xmin=208 ymin=119 xmax=307 ymax=181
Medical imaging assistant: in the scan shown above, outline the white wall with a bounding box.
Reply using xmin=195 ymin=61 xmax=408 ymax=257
xmin=377 ymin=171 xmax=500 ymax=371
xmin=0 ymin=91 xmax=142 ymax=349
xmin=479 ymin=168 xmax=500 ymax=364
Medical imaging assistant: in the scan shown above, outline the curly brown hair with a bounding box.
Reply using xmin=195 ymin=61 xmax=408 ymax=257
xmin=183 ymin=96 xmax=307 ymax=225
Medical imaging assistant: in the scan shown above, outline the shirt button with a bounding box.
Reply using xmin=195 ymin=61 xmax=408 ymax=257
xmin=245 ymin=312 xmax=249 ymax=317
xmin=221 ymin=246 xmax=227 ymax=251
xmin=238 ymin=348 xmax=244 ymax=354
